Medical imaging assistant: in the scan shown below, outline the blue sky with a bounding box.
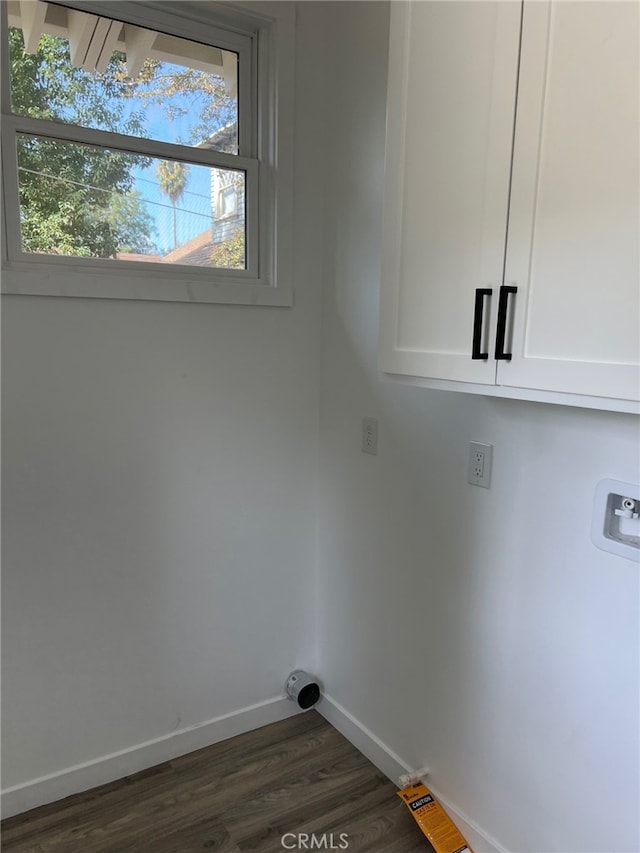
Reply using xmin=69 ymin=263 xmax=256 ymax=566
xmin=119 ymin=65 xmax=236 ymax=253
xmin=132 ymin=159 xmax=213 ymax=254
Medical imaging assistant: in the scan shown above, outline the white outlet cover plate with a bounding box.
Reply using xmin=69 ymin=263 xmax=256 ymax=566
xmin=468 ymin=441 xmax=492 ymax=488
xmin=361 ymin=417 xmax=378 ymax=456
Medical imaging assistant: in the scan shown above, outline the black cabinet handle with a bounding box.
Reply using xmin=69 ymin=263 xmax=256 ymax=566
xmin=494 ymin=285 xmax=517 ymax=361
xmin=472 ymin=288 xmax=492 ymax=360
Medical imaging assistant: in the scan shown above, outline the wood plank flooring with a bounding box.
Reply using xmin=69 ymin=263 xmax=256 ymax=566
xmin=1 ymin=711 xmax=432 ymax=852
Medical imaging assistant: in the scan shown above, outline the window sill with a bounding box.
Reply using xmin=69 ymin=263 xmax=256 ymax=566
xmin=0 ymin=259 xmax=293 ymax=306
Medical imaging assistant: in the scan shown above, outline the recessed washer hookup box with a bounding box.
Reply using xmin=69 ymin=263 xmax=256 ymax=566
xmin=397 ymin=782 xmax=473 ymax=853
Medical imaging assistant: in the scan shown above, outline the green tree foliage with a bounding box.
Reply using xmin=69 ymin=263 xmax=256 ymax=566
xmin=210 ymin=228 xmax=245 ymax=270
xmin=106 ymin=190 xmax=158 ymax=255
xmin=156 ymin=160 xmax=189 ymax=250
xmin=124 ymin=60 xmax=236 ymax=148
xmin=10 ymin=27 xmax=156 ymax=257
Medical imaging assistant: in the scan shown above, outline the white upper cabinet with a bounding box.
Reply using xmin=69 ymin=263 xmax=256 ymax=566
xmin=379 ymin=0 xmax=640 ymax=410
xmin=379 ymin=1 xmax=521 ymax=385
xmin=501 ymin=0 xmax=639 ymax=401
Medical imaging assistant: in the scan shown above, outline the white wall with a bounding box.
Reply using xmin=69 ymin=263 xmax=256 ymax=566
xmin=1 ymin=3 xmax=324 ymax=791
xmin=315 ymin=4 xmax=640 ymax=853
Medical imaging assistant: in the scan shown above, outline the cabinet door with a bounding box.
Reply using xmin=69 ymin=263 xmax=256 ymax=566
xmin=500 ymin=1 xmax=640 ymax=401
xmin=379 ymin=1 xmax=521 ymax=383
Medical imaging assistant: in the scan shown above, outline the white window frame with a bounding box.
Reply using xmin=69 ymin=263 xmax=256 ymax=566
xmin=0 ymin=0 xmax=294 ymax=306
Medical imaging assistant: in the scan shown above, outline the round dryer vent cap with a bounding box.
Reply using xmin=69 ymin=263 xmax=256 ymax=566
xmin=285 ymin=670 xmax=322 ymax=710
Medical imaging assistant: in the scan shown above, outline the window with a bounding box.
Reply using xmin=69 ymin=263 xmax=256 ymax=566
xmin=218 ymin=184 xmax=239 ymax=221
xmin=1 ymin=1 xmax=294 ymax=305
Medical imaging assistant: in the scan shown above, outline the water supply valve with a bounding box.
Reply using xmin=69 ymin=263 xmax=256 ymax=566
xmin=614 ymin=497 xmax=639 ymax=520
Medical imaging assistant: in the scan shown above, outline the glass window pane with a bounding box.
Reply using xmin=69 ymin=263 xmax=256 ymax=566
xmin=16 ymin=134 xmax=246 ymax=270
xmin=8 ymin=7 xmax=238 ymax=153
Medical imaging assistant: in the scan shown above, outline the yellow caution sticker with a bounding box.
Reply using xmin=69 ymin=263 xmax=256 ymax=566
xmin=397 ymin=782 xmax=473 ymax=853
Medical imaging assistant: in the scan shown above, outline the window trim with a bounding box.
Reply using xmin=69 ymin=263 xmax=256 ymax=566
xmin=0 ymin=0 xmax=295 ymax=307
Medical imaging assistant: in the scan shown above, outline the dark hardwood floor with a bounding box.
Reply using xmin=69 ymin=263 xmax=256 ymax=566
xmin=1 ymin=711 xmax=432 ymax=852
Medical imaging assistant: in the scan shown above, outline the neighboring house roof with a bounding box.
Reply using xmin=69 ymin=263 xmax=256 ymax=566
xmin=117 ymin=232 xmax=214 ymax=266
xmin=162 ymin=229 xmax=214 ymax=266
xmin=115 ymin=252 xmax=163 ymax=263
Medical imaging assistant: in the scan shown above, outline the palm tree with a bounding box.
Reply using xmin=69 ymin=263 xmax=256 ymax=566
xmin=156 ymin=160 xmax=189 ymax=250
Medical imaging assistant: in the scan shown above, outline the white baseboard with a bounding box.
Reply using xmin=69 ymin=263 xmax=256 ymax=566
xmin=1 ymin=696 xmax=301 ymax=820
xmin=3 ymin=691 xmax=508 ymax=853
xmin=317 ymin=694 xmax=508 ymax=853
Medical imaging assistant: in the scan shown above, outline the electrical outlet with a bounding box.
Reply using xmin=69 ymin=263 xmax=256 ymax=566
xmin=468 ymin=441 xmax=492 ymax=488
xmin=362 ymin=417 xmax=378 ymax=455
